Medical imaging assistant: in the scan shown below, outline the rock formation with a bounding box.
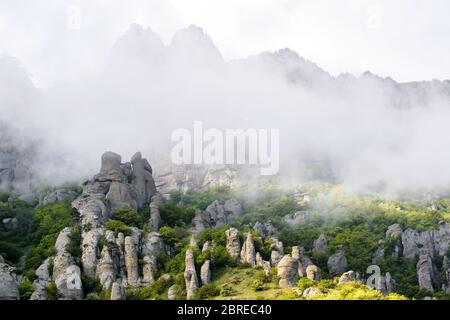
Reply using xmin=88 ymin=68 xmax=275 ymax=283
xmin=149 ymin=193 xmax=163 ymax=229
xmin=312 ymin=234 xmax=328 ymax=254
xmin=184 ymin=249 xmax=199 ymax=299
xmin=417 ymin=254 xmax=435 ymax=292
xmin=30 ymin=258 xmax=51 ymax=300
xmin=305 ymin=265 xmax=321 ymax=281
xmin=327 ymin=251 xmax=348 ymax=277
xmin=225 ymin=228 xmax=241 ymax=261
xmin=253 ymin=221 xmax=277 ymax=238
xmin=192 ymin=199 xmax=242 ymax=233
xmin=0 ymin=257 xmax=19 ymax=300
xmin=277 ymin=255 xmax=299 ymax=288
xmin=240 ymin=233 xmax=256 ymax=267
xmin=200 ymin=260 xmax=211 ymax=285
xmin=270 ymin=237 xmax=284 ymax=266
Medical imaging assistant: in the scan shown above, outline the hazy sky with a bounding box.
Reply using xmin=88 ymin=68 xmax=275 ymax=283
xmin=0 ymin=0 xmax=449 ymax=87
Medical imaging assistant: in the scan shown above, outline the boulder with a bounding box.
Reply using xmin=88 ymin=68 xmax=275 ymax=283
xmin=256 ymin=253 xmax=271 ymax=276
xmin=270 ymin=237 xmax=284 ymax=266
xmin=338 ymin=271 xmax=357 ymax=285
xmin=302 ymin=287 xmax=322 ymax=299
xmin=184 ymin=249 xmax=198 ymax=299
xmin=277 ymin=255 xmax=299 ymax=288
xmin=305 ymin=265 xmax=321 ymax=281
xmin=225 ymin=228 xmax=241 ymax=261
xmin=106 ymin=181 xmax=137 ymax=212
xmin=240 ymin=233 xmax=256 ymax=267
xmin=100 ymin=152 xmax=122 ymax=173
xmin=327 ymin=251 xmax=348 ymax=277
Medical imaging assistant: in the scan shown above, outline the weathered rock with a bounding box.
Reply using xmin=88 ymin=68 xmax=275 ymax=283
xmin=305 ymin=265 xmax=321 ymax=281
xmin=0 ymin=261 xmax=19 ymax=300
xmin=327 ymin=251 xmax=348 ymax=277
xmin=433 ymin=221 xmax=450 ymax=256
xmin=202 ymin=241 xmax=212 ymax=253
xmin=277 ymin=255 xmax=299 ymax=288
xmin=53 ymin=228 xmax=83 ymax=300
xmin=338 ymin=271 xmax=357 ymax=285
xmin=142 ymin=232 xmax=164 ymax=284
xmin=282 ymin=211 xmax=309 ymax=225
xmin=124 ymin=236 xmax=140 ymax=287
xmin=168 ymin=285 xmax=179 ymax=300
xmin=131 ymin=152 xmax=157 ymax=208
xmin=270 ymin=237 xmax=284 ymax=266
xmin=97 ymin=246 xmax=116 ymax=290
xmin=81 ymin=228 xmax=104 ymax=279
xmin=39 ymin=188 xmax=78 ymax=207
xmin=30 ymin=258 xmax=51 ymax=300
xmin=106 ymin=181 xmax=137 ymax=212
xmin=312 ymin=234 xmax=328 ymax=254
xmin=200 ymin=260 xmax=211 ymax=285
xmin=402 ymin=229 xmax=434 ymax=259
xmin=374 ymin=272 xmax=396 ymax=295
xmin=253 ymin=221 xmax=277 ymax=238
xmin=240 ymin=233 xmax=256 ymax=267
xmin=149 ymin=193 xmax=163 ymax=229
xmin=302 ymin=287 xmax=322 ymax=299
xmin=184 ymin=249 xmax=198 ymax=299
xmin=110 ymin=281 xmax=125 ymax=300
xmin=417 ymin=254 xmax=435 ymax=292
xmin=225 ymin=228 xmax=241 ymax=261
xmin=386 ymin=224 xmax=402 ymax=238
xmin=256 ymin=253 xmax=271 ymax=276
xmin=101 ymin=152 xmax=122 ymax=173
xmin=192 ymin=199 xmax=243 ymax=232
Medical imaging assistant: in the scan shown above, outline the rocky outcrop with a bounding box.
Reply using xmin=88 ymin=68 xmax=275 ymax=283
xmin=386 ymin=224 xmax=402 ymax=239
xmin=256 ymin=253 xmax=271 ymax=276
xmin=39 ymin=187 xmax=78 ymax=207
xmin=305 ymin=265 xmax=321 ymax=281
xmin=141 ymin=232 xmax=164 ymax=284
xmin=417 ymin=254 xmax=435 ymax=292
xmin=240 ymin=233 xmax=256 ymax=267
xmin=131 ymin=152 xmax=157 ymax=208
xmin=327 ymin=251 xmax=348 ymax=277
xmin=192 ymin=199 xmax=242 ymax=232
xmin=374 ymin=272 xmax=396 ymax=295
xmin=225 ymin=228 xmax=241 ymax=261
xmin=149 ymin=193 xmax=163 ymax=229
xmin=200 ymin=260 xmax=211 ymax=285
xmin=97 ymin=246 xmax=116 ymax=290
xmin=253 ymin=221 xmax=277 ymax=238
xmin=338 ymin=271 xmax=357 ymax=285
xmin=124 ymin=235 xmax=140 ymax=287
xmin=302 ymin=287 xmax=322 ymax=298
xmin=184 ymin=249 xmax=198 ymax=300
xmin=110 ymin=281 xmax=125 ymax=300
xmin=282 ymin=211 xmax=309 ymax=225
xmin=0 ymin=259 xmax=19 ymax=300
xmin=270 ymin=237 xmax=284 ymax=266
xmin=53 ymin=227 xmax=83 ymax=300
xmin=30 ymin=258 xmax=51 ymax=300
xmin=400 ymin=222 xmax=450 ymax=259
xmin=277 ymin=255 xmax=299 ymax=288
xmin=81 ymin=228 xmax=104 ymax=279
xmin=312 ymin=234 xmax=328 ymax=254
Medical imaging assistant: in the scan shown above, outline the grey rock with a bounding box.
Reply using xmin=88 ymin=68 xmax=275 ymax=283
xmin=305 ymin=265 xmax=321 ymax=281
xmin=106 ymin=181 xmax=137 ymax=212
xmin=255 ymin=253 xmax=271 ymax=276
xmin=327 ymin=251 xmax=348 ymax=277
xmin=312 ymin=234 xmax=328 ymax=254
xmin=253 ymin=221 xmax=277 ymax=238
xmin=142 ymin=232 xmax=164 ymax=284
xmin=338 ymin=271 xmax=357 ymax=285
xmin=282 ymin=211 xmax=309 ymax=225
xmin=149 ymin=193 xmax=163 ymax=229
xmin=240 ymin=233 xmax=256 ymax=267
xmin=225 ymin=228 xmax=241 ymax=261
xmin=39 ymin=188 xmax=78 ymax=207
xmin=200 ymin=260 xmax=211 ymax=285
xmin=131 ymin=152 xmax=157 ymax=208
xmin=0 ymin=261 xmax=19 ymax=300
xmin=192 ymin=199 xmax=243 ymax=232
xmin=277 ymin=255 xmax=299 ymax=288
xmin=302 ymin=287 xmax=322 ymax=298
xmin=416 ymin=254 xmax=435 ymax=292
xmin=124 ymin=236 xmax=140 ymax=287
xmin=101 ymin=152 xmax=122 ymax=173
xmin=81 ymin=228 xmax=104 ymax=279
xmin=184 ymin=249 xmax=198 ymax=299
xmin=270 ymin=237 xmax=284 ymax=266
xmin=386 ymin=224 xmax=402 ymax=238
xmin=110 ymin=281 xmax=125 ymax=300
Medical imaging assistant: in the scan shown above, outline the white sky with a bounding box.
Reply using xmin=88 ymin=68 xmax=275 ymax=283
xmin=1 ymin=0 xmax=449 ymax=87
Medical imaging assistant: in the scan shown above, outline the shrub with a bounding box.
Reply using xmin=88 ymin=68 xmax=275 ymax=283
xmin=298 ymin=278 xmax=315 ymax=291
xmin=112 ymin=206 xmax=143 ymax=227
xmin=47 ymin=282 xmax=57 ymax=300
xmin=18 ymin=278 xmax=34 ymax=300
xmin=159 ymin=203 xmax=195 ymax=227
xmin=194 ymin=284 xmax=220 ymax=300
xmin=106 ymin=220 xmax=132 ymax=236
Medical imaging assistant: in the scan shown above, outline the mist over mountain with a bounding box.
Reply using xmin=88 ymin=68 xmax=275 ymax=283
xmin=2 ymin=24 xmax=450 ymax=196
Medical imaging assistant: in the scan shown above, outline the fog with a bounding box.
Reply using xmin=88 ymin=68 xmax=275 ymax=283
xmin=2 ymin=23 xmax=450 ymax=195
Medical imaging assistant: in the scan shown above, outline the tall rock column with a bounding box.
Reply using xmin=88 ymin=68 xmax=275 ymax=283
xmin=240 ymin=233 xmax=256 ymax=267
xmin=225 ymin=228 xmax=241 ymax=262
xmin=124 ymin=236 xmax=140 ymax=287
xmin=184 ymin=249 xmax=199 ymax=300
